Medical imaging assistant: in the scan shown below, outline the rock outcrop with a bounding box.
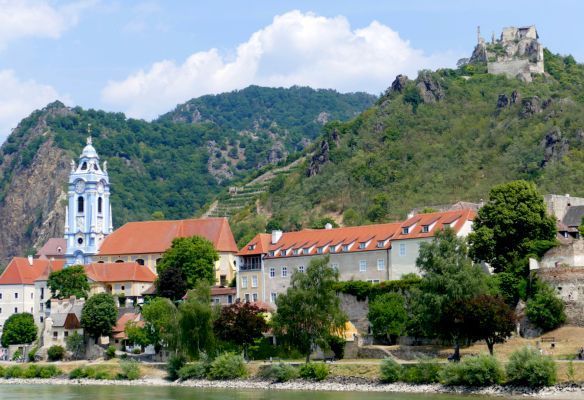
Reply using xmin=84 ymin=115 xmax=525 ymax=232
xmin=541 ymin=127 xmax=569 ymax=167
xmin=306 ymin=139 xmax=330 ymax=177
xmin=416 ymin=72 xmax=444 ymax=103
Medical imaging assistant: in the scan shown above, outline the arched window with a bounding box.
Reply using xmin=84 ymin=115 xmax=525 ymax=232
xmin=81 ymin=162 xmax=87 ymax=170
xmin=115 ymin=259 xmax=124 ymax=263
xmin=98 ymin=197 xmax=103 ymax=213
xmin=77 ymin=196 xmax=84 ymax=213
xmin=136 ymin=259 xmax=145 ymax=266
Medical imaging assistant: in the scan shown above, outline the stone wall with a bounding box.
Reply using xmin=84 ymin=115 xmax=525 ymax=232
xmin=541 ymin=240 xmax=584 ymax=269
xmin=339 ymin=293 xmax=370 ymax=335
xmin=537 ymin=267 xmax=584 ymax=326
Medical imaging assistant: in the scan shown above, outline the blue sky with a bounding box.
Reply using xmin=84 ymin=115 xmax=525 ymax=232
xmin=0 ymin=0 xmax=583 ymax=143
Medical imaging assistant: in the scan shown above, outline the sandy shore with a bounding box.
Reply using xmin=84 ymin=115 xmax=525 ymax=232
xmin=1 ymin=377 xmax=584 ymax=398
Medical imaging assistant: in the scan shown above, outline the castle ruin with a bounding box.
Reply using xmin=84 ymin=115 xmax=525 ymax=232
xmin=470 ymin=25 xmax=544 ymax=82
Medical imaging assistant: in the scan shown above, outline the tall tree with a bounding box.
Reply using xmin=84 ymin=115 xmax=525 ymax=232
xmin=178 ymin=282 xmax=216 ymax=358
xmin=415 ymin=228 xmax=490 ymax=360
xmin=214 ymin=301 xmax=268 ymax=359
xmin=156 ymin=264 xmax=188 ymax=301
xmin=47 ymin=265 xmax=90 ymax=299
xmin=80 ymin=293 xmax=117 ymax=338
xmin=526 ymin=280 xmax=566 ymax=332
xmin=367 ymin=292 xmax=408 ymax=343
xmin=1 ymin=313 xmax=37 ymax=347
xmin=468 ymin=180 xmax=556 ymax=274
xmin=272 ymin=256 xmax=347 ymax=362
xmin=141 ymin=297 xmax=179 ymax=353
xmin=156 ymin=236 xmax=219 ymax=297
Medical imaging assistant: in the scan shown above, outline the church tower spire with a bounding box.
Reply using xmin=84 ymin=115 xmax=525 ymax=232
xmin=64 ymin=135 xmax=113 ymax=266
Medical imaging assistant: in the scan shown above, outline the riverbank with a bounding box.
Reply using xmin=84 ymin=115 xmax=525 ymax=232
xmin=1 ymin=376 xmax=584 ymax=398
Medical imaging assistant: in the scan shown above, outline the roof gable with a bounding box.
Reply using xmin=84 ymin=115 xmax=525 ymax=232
xmin=0 ymin=258 xmax=65 ymax=285
xmin=85 ymin=263 xmax=156 ymax=283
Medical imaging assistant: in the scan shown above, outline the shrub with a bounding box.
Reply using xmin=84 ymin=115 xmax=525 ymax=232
xmin=132 ymin=348 xmax=142 ymax=354
xmin=27 ymin=346 xmax=38 ymax=362
xmin=105 ymin=345 xmax=116 ymax=360
xmin=39 ymin=365 xmax=61 ymax=378
xmin=299 ymin=362 xmax=329 ymax=381
xmin=207 ymin=353 xmax=247 ymax=380
xmin=441 ymin=355 xmax=504 ymax=386
xmin=506 ymin=347 xmax=557 ymax=387
xmin=380 ymin=358 xmax=402 ymax=383
xmin=178 ymin=363 xmax=207 ymax=380
xmin=12 ymin=349 xmax=22 ymax=361
xmin=167 ymin=354 xmax=186 ymax=381
xmin=4 ymin=365 xmax=24 ymax=378
xmin=328 ymin=336 xmax=345 ymax=360
xmin=259 ymin=363 xmax=299 ymax=382
xmin=526 ymin=282 xmax=566 ymax=332
xmin=119 ymin=360 xmax=141 ymax=380
xmin=0 ymin=366 xmax=4 ymax=377
xmin=23 ymin=365 xmax=41 ymax=378
xmin=401 ymin=360 xmax=443 ymax=384
xmin=69 ymin=366 xmax=112 ymax=380
xmin=47 ymin=345 xmax=65 ymax=361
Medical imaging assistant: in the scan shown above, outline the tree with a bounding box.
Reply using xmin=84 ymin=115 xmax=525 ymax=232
xmin=468 ymin=180 xmax=556 ymax=275
xmin=80 ymin=293 xmax=117 ymax=338
xmin=526 ymin=281 xmax=566 ymax=332
xmin=156 ymin=264 xmax=188 ymax=301
xmin=1 ymin=313 xmax=37 ymax=347
xmin=125 ymin=321 xmax=150 ymax=348
xmin=178 ymin=282 xmax=215 ymax=358
xmin=214 ymin=301 xmax=268 ymax=358
xmin=415 ymin=228 xmax=490 ymax=360
xmin=272 ymin=256 xmax=347 ymax=362
xmin=47 ymin=265 xmax=90 ymax=299
xmin=142 ymin=297 xmax=179 ymax=353
xmin=65 ymin=331 xmax=85 ymax=360
xmin=156 ymin=236 xmax=219 ymax=296
xmin=367 ymin=292 xmax=407 ymax=343
xmin=463 ymin=294 xmax=515 ymax=355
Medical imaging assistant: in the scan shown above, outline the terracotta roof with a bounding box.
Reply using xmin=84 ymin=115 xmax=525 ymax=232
xmin=98 ymin=217 xmax=238 ymax=255
xmin=238 ymin=209 xmax=475 ymax=258
xmin=211 ymin=286 xmax=236 ymax=296
xmin=0 ymin=258 xmax=65 ymax=285
xmin=85 ymin=263 xmax=157 ymax=283
xmin=112 ymin=312 xmax=143 ymax=339
xmin=36 ymin=238 xmax=67 ymax=259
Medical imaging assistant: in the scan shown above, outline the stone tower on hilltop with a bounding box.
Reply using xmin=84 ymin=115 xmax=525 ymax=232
xmin=470 ymin=25 xmax=544 ymax=82
xmin=64 ymin=137 xmax=113 ymax=266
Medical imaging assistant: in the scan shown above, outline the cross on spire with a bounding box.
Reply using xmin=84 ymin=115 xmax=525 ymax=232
xmin=87 ymin=123 xmax=92 ymax=145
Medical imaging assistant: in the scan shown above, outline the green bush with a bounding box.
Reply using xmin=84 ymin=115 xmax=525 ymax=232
xmin=380 ymin=358 xmax=402 ymax=383
xmin=441 ymin=355 xmax=504 ymax=386
xmin=0 ymin=366 xmax=4 ymax=377
xmin=328 ymin=336 xmax=345 ymax=360
xmin=506 ymin=347 xmax=557 ymax=387
xmin=119 ymin=360 xmax=141 ymax=380
xmin=68 ymin=365 xmax=112 ymax=380
xmin=105 ymin=345 xmax=116 ymax=360
xmin=27 ymin=346 xmax=38 ymax=362
xmin=12 ymin=349 xmax=22 ymax=361
xmin=47 ymin=345 xmax=65 ymax=361
xmin=167 ymin=354 xmax=186 ymax=381
xmin=39 ymin=365 xmax=61 ymax=378
xmin=207 ymin=353 xmax=247 ymax=380
xmin=526 ymin=282 xmax=566 ymax=332
xmin=401 ymin=360 xmax=443 ymax=384
xmin=4 ymin=365 xmax=24 ymax=378
xmin=259 ymin=363 xmax=299 ymax=382
xmin=178 ymin=363 xmax=207 ymax=380
xmin=299 ymin=362 xmax=329 ymax=381
xmin=23 ymin=365 xmax=41 ymax=378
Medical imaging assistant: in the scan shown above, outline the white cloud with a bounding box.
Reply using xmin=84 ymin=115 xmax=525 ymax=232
xmin=0 ymin=70 xmax=70 ymax=142
xmin=0 ymin=0 xmax=94 ymax=48
xmin=102 ymin=10 xmax=458 ymax=120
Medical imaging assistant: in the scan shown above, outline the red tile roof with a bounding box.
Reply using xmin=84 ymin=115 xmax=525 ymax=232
xmin=0 ymin=258 xmax=65 ymax=285
xmin=238 ymin=209 xmax=475 ymax=258
xmin=85 ymin=263 xmax=157 ymax=283
xmin=98 ymin=217 xmax=238 ymax=255
xmin=36 ymin=238 xmax=67 ymax=259
xmin=211 ymin=286 xmax=236 ymax=296
xmin=112 ymin=312 xmax=143 ymax=339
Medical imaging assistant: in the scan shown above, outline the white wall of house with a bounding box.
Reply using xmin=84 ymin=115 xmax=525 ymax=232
xmin=0 ymin=284 xmax=36 ymax=331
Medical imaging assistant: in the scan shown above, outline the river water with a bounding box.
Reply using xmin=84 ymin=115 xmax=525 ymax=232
xmin=0 ymin=384 xmax=514 ymax=400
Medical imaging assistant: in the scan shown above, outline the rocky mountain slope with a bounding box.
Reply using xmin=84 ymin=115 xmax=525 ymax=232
xmin=0 ymin=87 xmax=375 ymax=268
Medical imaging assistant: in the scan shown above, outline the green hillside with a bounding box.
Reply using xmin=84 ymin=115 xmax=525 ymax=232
xmin=242 ymin=50 xmax=584 ymax=232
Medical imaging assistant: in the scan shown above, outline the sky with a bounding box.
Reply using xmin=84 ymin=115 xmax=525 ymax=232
xmin=0 ymin=0 xmax=583 ymax=143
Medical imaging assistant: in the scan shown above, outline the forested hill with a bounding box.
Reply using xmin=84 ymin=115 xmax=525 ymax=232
xmin=0 ymin=86 xmax=375 ymax=267
xmin=242 ymin=50 xmax=584 ymax=233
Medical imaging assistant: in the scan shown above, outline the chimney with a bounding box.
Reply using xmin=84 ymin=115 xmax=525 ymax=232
xmin=27 ymin=255 xmax=33 ymax=266
xmin=271 ymin=230 xmax=283 ymax=244
xmin=407 ymin=211 xmax=415 ymax=219
xmin=324 ymin=223 xmax=333 ymax=230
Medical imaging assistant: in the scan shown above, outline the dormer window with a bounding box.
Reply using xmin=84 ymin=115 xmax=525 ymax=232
xmin=402 ymin=227 xmax=409 ymax=235
xmin=268 ymin=251 xmax=275 ymax=257
xmin=293 ymin=249 xmax=299 ymax=255
xmin=329 ymin=245 xmax=336 ymax=253
xmin=422 ymin=225 xmax=429 ymax=233
xmin=342 ymin=244 xmax=350 ymax=252
xmin=248 ymin=244 xmax=256 ymax=251
xmin=317 ymin=247 xmax=324 ymax=254
xmin=359 ymin=242 xmax=366 ymax=249
xmin=302 ymin=248 xmax=309 ymax=255
xmin=376 ymin=240 xmax=385 ymax=248
xmin=57 ymin=247 xmax=62 ymax=254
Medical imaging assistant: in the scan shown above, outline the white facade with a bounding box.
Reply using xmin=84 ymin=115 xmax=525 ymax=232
xmin=0 ymin=284 xmax=36 ymax=333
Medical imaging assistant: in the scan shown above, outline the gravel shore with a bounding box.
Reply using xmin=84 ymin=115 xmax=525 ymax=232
xmin=1 ymin=377 xmax=583 ymax=397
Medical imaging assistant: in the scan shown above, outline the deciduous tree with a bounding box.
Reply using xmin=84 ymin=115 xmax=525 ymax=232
xmin=178 ymin=282 xmax=215 ymax=358
xmin=1 ymin=313 xmax=37 ymax=347
xmin=48 ymin=265 xmax=90 ymax=299
xmin=142 ymin=297 xmax=179 ymax=353
xmin=214 ymin=301 xmax=267 ymax=358
xmin=80 ymin=293 xmax=117 ymax=338
xmin=367 ymin=292 xmax=407 ymax=343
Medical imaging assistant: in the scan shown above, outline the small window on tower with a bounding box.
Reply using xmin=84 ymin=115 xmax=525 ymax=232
xmin=136 ymin=259 xmax=145 ymax=266
xmin=81 ymin=162 xmax=87 ymax=170
xmin=77 ymin=196 xmax=84 ymax=213
xmin=98 ymin=197 xmax=103 ymax=213
xmin=77 ymin=238 xmax=83 ymax=245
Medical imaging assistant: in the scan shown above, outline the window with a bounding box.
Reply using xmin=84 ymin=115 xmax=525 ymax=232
xmin=14 ymin=307 xmax=18 ymax=313
xmin=155 ymin=258 xmax=162 ymax=266
xmin=220 ymin=275 xmax=227 ymax=286
xmin=53 ymin=331 xmax=58 ymax=338
xmin=0 ymin=293 xmax=2 ymax=299
xmin=77 ymin=237 xmax=83 ymax=245
xmin=377 ymin=259 xmax=385 ymax=271
xmin=252 ymin=276 xmax=258 ymax=288
xmin=40 ymin=316 xmax=43 ymax=323
xmin=115 ymin=259 xmax=124 ymax=263
xmin=342 ymin=244 xmax=349 ymax=252
xmin=377 ymin=240 xmax=385 ymax=248
xmin=317 ymin=247 xmax=324 ymax=254
xmin=302 ymin=248 xmax=309 ymax=255
xmin=241 ymin=277 xmax=248 ymax=289
xmin=268 ymin=251 xmax=275 ymax=257
xmin=402 ymin=227 xmax=409 ymax=234
xmin=252 ymin=293 xmax=258 ymax=302
xmin=269 ymin=267 xmax=275 ymax=278
xmin=359 ymin=260 xmax=367 ymax=272
xmin=136 ymin=258 xmax=145 ymax=265
xmin=329 ymin=245 xmax=336 ymax=253
xmin=293 ymin=249 xmax=299 ymax=255
xmin=399 ymin=243 xmax=406 ymax=256
xmin=244 ymin=293 xmax=250 ymax=302
xmin=14 ymin=292 xmax=18 ymax=299
xmin=248 ymin=244 xmax=256 ymax=251
xmin=367 ymin=279 xmax=381 ymax=284
xmin=64 ymin=331 xmax=69 ymax=337
xmin=77 ymin=196 xmax=84 ymax=213
xmin=30 ymin=293 xmax=33 ymax=299
xmin=121 ymin=285 xmax=125 ymax=291
xmin=227 ymin=295 xmax=233 ymax=304
xmin=0 ymin=308 xmax=2 ymax=314
xmin=271 ymin=292 xmax=277 ymax=303
xmin=98 ymin=197 xmax=103 ymax=213
xmin=359 ymin=242 xmax=366 ymax=249
xmin=282 ymin=267 xmax=288 ymax=277
xmin=422 ymin=225 xmax=429 ymax=233
xmin=331 ymin=263 xmax=339 ymax=271
xmin=81 ymin=162 xmax=87 ymax=170
xmin=298 ymin=265 xmax=305 ymax=273
xmin=40 ymin=288 xmax=44 ymax=300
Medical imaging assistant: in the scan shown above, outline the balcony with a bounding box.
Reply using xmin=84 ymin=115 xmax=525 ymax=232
xmin=240 ymin=256 xmax=262 ymax=271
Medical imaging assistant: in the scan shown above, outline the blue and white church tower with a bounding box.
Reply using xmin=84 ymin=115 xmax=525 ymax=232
xmin=64 ymin=137 xmax=113 ymax=266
